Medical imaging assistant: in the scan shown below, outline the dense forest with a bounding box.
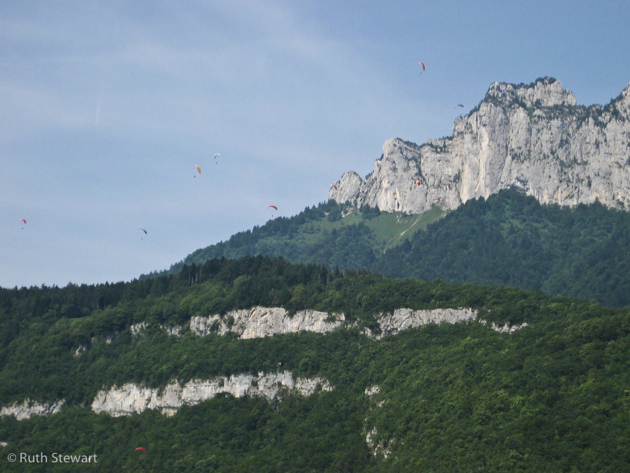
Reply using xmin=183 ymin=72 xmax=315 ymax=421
xmin=2 ymin=257 xmax=630 ymax=471
xmin=163 ymin=189 xmax=630 ymax=308
xmin=377 ymin=189 xmax=630 ymax=307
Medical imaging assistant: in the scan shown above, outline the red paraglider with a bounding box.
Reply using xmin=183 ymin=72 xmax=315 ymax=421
xmin=330 ymin=184 xmax=338 ymax=190
xmin=19 ymin=219 xmax=26 ymax=224
xmin=418 ymin=62 xmax=425 ymax=72
xmin=267 ymin=205 xmax=278 ymax=211
xmin=135 ymin=447 xmax=147 ymax=453
xmin=416 ymin=180 xmax=422 ymax=186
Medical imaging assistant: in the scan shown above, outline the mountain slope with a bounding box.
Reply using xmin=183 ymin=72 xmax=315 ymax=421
xmin=162 ymin=201 xmax=445 ymax=275
xmin=376 ymin=188 xmax=630 ymax=307
xmin=2 ymin=257 xmax=630 ymax=471
xmin=167 ymin=189 xmax=630 ymax=308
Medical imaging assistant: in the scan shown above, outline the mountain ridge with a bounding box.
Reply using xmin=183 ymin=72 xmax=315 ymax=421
xmin=330 ymin=77 xmax=630 ymax=213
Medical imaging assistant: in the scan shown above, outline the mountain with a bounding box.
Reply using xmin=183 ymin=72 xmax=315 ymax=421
xmin=331 ymin=77 xmax=630 ymax=213
xmin=162 ymin=78 xmax=630 ymax=308
xmin=3 ymin=257 xmax=630 ymax=471
xmin=5 ymin=77 xmax=630 ymax=470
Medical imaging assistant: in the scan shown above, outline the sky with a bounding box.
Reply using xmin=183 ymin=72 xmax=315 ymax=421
xmin=2 ymin=0 xmax=630 ymax=288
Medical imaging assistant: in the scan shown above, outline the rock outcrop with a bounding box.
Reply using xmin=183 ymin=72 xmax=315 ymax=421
xmin=91 ymin=372 xmax=332 ymax=417
xmin=370 ymin=307 xmax=477 ymax=339
xmin=0 ymin=400 xmax=65 ymax=420
xmin=190 ymin=307 xmax=344 ymax=339
xmin=330 ymin=78 xmax=630 ymax=213
xmin=189 ymin=306 xmax=478 ymax=340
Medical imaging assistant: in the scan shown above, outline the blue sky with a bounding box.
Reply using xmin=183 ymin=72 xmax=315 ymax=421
xmin=2 ymin=0 xmax=629 ymax=288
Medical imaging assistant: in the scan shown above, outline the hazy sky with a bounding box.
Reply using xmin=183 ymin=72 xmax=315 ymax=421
xmin=2 ymin=0 xmax=630 ymax=288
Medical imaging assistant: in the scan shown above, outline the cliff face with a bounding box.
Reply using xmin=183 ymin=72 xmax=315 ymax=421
xmin=91 ymin=372 xmax=332 ymax=417
xmin=190 ymin=307 xmax=343 ymax=339
xmin=4 ymin=306 xmax=530 ymax=420
xmin=330 ymin=78 xmax=630 ymax=213
xmin=188 ymin=306 xmax=479 ymax=339
xmin=0 ymin=400 xmax=65 ymax=421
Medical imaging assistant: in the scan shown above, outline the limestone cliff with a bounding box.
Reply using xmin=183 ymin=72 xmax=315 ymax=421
xmin=368 ymin=307 xmax=477 ymax=339
xmin=0 ymin=400 xmax=65 ymax=421
xmin=190 ymin=307 xmax=343 ymax=339
xmin=188 ymin=306 xmax=478 ymax=339
xmin=330 ymin=77 xmax=630 ymax=213
xmin=91 ymin=372 xmax=332 ymax=417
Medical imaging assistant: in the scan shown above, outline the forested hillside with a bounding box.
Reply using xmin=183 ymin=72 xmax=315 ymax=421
xmin=376 ymin=189 xmax=630 ymax=307
xmin=164 ymin=189 xmax=630 ymax=308
xmin=2 ymin=257 xmax=630 ymax=471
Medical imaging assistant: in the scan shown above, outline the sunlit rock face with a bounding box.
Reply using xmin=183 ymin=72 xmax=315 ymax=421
xmin=189 ymin=306 xmax=479 ymax=340
xmin=0 ymin=400 xmax=65 ymax=420
xmin=190 ymin=307 xmax=344 ymax=339
xmin=370 ymin=308 xmax=478 ymax=339
xmin=330 ymin=78 xmax=630 ymax=213
xmin=91 ymin=372 xmax=333 ymax=417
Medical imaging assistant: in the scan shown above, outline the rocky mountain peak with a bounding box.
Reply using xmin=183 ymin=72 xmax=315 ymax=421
xmin=330 ymin=78 xmax=630 ymax=214
xmin=486 ymin=77 xmax=577 ymax=107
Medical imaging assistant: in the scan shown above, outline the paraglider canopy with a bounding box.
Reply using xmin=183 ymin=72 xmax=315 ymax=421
xmin=195 ymin=165 xmax=201 ymax=174
xmin=330 ymin=184 xmax=338 ymax=190
xmin=19 ymin=218 xmax=26 ymax=224
xmin=454 ymin=104 xmax=464 ymax=109
xmin=418 ymin=62 xmax=425 ymax=72
xmin=137 ymin=229 xmax=147 ymax=234
xmin=416 ymin=180 xmax=422 ymax=186
xmin=267 ymin=205 xmax=278 ymax=211
xmin=135 ymin=447 xmax=147 ymax=453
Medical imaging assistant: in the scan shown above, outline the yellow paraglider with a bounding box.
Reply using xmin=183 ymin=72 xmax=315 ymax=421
xmin=194 ymin=165 xmax=201 ymax=178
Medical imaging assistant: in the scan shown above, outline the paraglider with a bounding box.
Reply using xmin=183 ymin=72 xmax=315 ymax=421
xmin=135 ymin=447 xmax=147 ymax=453
xmin=418 ymin=62 xmax=425 ymax=73
xmin=454 ymin=104 xmax=464 ymax=109
xmin=194 ymin=165 xmax=201 ymax=177
xmin=19 ymin=218 xmax=26 ymax=230
xmin=267 ymin=205 xmax=278 ymax=211
xmin=416 ymin=180 xmax=422 ymax=186
xmin=330 ymin=184 xmax=338 ymax=190
xmin=137 ymin=229 xmax=147 ymax=240
xmin=213 ymin=153 xmax=220 ymax=164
